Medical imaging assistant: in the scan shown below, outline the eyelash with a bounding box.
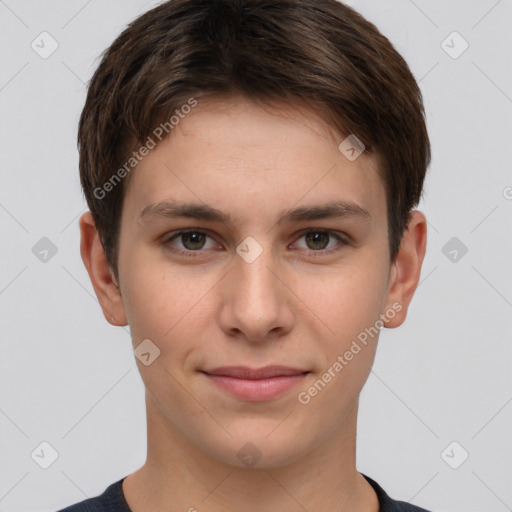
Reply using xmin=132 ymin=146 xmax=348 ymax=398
xmin=162 ymin=229 xmax=349 ymax=258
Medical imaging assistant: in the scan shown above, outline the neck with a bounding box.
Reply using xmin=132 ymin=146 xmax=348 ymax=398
xmin=122 ymin=394 xmax=379 ymax=512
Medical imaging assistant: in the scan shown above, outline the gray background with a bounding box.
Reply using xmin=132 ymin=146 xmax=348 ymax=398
xmin=0 ymin=0 xmax=511 ymax=511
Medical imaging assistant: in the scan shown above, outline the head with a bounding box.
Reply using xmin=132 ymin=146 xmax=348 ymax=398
xmin=79 ymin=0 xmax=429 ymax=469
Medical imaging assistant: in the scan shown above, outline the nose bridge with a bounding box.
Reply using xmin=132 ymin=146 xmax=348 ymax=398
xmin=220 ymin=237 xmax=293 ymax=339
xmin=239 ymin=251 xmax=277 ymax=301
xmin=235 ymin=238 xmax=281 ymax=308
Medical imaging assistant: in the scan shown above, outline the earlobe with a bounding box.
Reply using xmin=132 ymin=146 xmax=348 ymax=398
xmin=79 ymin=211 xmax=128 ymax=327
xmin=383 ymin=210 xmax=427 ymax=329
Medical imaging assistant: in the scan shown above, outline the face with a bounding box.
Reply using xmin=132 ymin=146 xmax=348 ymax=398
xmin=110 ymin=96 xmax=401 ymax=468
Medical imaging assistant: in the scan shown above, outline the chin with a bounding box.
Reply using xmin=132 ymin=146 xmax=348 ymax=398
xmin=201 ymin=429 xmax=313 ymax=470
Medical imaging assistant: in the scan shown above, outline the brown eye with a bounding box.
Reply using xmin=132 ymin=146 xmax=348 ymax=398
xmin=304 ymin=231 xmax=330 ymax=250
xmin=164 ymin=230 xmax=219 ymax=256
xmin=180 ymin=231 xmax=207 ymax=250
xmin=293 ymin=229 xmax=347 ymax=255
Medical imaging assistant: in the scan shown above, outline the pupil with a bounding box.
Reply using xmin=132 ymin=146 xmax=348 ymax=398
xmin=183 ymin=232 xmax=205 ymax=250
xmin=306 ymin=231 xmax=328 ymax=250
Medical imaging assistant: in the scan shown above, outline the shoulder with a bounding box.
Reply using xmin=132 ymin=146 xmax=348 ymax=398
xmin=361 ymin=473 xmax=434 ymax=512
xmin=55 ymin=478 xmax=131 ymax=512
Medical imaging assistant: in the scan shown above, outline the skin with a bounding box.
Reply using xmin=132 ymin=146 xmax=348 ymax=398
xmin=80 ymin=96 xmax=427 ymax=512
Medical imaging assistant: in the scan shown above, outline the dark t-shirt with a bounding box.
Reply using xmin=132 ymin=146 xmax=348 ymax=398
xmin=56 ymin=473 xmax=433 ymax=511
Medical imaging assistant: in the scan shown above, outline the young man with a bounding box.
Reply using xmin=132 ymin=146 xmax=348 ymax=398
xmin=59 ymin=0 xmax=432 ymax=510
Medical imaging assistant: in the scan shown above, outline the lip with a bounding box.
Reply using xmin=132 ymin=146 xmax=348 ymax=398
xmin=201 ymin=366 xmax=310 ymax=401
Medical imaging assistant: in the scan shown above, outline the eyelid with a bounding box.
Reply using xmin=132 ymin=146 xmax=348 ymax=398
xmin=292 ymin=228 xmax=350 ymax=245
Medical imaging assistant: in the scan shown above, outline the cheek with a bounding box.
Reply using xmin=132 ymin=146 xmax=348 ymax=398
xmin=293 ymin=257 xmax=388 ymax=336
xmin=120 ymin=256 xmax=216 ymax=351
xmin=293 ymin=262 xmax=388 ymax=396
xmin=296 ymin=272 xmax=383 ymax=415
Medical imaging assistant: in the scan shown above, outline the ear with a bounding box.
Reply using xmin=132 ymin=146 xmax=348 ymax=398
xmin=382 ymin=210 xmax=427 ymax=328
xmin=79 ymin=211 xmax=128 ymax=326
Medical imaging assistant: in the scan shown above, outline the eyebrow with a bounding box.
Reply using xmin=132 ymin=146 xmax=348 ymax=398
xmin=139 ymin=199 xmax=372 ymax=225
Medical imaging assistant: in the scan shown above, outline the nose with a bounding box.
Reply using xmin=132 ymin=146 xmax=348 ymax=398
xmin=218 ymin=243 xmax=295 ymax=343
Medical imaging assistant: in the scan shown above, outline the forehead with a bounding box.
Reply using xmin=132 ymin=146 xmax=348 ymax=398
xmin=122 ymin=96 xmax=386 ymax=229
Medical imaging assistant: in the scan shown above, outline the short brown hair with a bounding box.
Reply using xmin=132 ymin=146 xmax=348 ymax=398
xmin=78 ymin=0 xmax=430 ymax=281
